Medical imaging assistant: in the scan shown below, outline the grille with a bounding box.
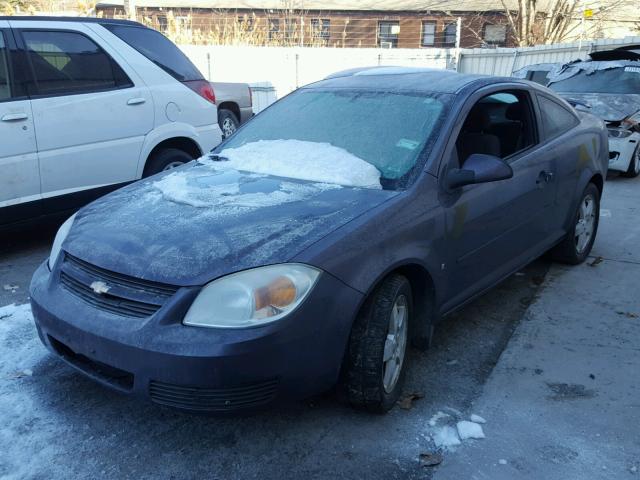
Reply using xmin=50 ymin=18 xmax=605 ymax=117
xmin=149 ymin=379 xmax=279 ymax=412
xmin=60 ymin=253 xmax=179 ymax=318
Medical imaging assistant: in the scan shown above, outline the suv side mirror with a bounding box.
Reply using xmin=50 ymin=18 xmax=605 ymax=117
xmin=445 ymin=154 xmax=513 ymax=189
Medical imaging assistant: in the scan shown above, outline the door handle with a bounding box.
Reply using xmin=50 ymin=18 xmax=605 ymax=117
xmin=127 ymin=97 xmax=146 ymax=106
xmin=1 ymin=113 xmax=28 ymax=122
xmin=536 ymin=171 xmax=554 ymax=185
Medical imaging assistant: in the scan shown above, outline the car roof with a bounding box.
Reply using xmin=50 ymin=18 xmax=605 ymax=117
xmin=0 ymin=16 xmax=146 ymax=27
xmin=308 ymin=66 xmax=526 ymax=94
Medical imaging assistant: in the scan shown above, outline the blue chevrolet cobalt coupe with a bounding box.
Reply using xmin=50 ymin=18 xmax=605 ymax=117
xmin=30 ymin=68 xmax=608 ymax=413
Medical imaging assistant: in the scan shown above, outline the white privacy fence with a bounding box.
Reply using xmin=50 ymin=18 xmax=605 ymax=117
xmin=179 ymin=45 xmax=454 ymax=112
xmin=180 ymin=36 xmax=640 ymax=112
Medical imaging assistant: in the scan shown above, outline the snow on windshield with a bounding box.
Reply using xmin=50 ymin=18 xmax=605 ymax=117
xmin=216 ymin=139 xmax=382 ymax=189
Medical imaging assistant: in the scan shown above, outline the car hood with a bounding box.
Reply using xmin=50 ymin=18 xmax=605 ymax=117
xmin=558 ymin=92 xmax=640 ymax=122
xmin=63 ymin=163 xmax=397 ymax=286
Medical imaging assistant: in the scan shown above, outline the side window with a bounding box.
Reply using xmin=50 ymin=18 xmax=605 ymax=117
xmin=0 ymin=32 xmax=10 ymax=101
xmin=104 ymin=25 xmax=204 ymax=82
xmin=538 ymin=95 xmax=579 ymax=140
xmin=455 ymin=91 xmax=536 ymax=166
xmin=22 ymin=30 xmax=132 ymax=96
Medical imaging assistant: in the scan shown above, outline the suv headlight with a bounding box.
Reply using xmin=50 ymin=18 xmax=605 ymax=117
xmin=48 ymin=213 xmax=77 ymax=270
xmin=183 ymin=264 xmax=321 ymax=328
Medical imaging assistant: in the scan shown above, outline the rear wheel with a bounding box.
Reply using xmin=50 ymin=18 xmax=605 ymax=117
xmin=551 ymin=182 xmax=600 ymax=264
xmin=219 ymin=109 xmax=239 ymax=138
xmin=344 ymin=274 xmax=412 ymax=413
xmin=622 ymin=144 xmax=640 ymax=178
xmin=143 ymin=148 xmax=194 ymax=177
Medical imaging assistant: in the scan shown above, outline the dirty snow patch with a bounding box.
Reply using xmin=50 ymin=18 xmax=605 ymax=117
xmin=470 ymin=414 xmax=487 ymax=424
xmin=433 ymin=426 xmax=461 ymax=449
xmin=457 ymin=421 xmax=485 ymax=440
xmin=218 ymin=139 xmax=382 ymax=189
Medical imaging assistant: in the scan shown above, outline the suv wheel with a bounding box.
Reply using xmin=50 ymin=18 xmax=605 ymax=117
xmin=143 ymin=148 xmax=194 ymax=177
xmin=551 ymin=182 xmax=600 ymax=264
xmin=219 ymin=109 xmax=239 ymax=138
xmin=344 ymin=274 xmax=412 ymax=413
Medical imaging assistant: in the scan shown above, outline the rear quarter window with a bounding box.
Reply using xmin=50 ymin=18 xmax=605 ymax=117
xmin=538 ymin=95 xmax=579 ymax=141
xmin=103 ymin=24 xmax=203 ymax=82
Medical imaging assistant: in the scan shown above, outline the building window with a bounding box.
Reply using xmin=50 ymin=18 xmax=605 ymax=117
xmin=284 ymin=18 xmax=297 ymax=41
xmin=443 ymin=23 xmax=457 ymax=46
xmin=237 ymin=15 xmax=254 ymax=31
xmin=156 ymin=14 xmax=167 ymax=32
xmin=484 ymin=24 xmax=507 ymax=46
xmin=378 ymin=21 xmax=400 ymax=48
xmin=421 ymin=21 xmax=436 ymax=47
xmin=268 ymin=18 xmax=280 ymax=40
xmin=311 ymin=18 xmax=330 ymax=42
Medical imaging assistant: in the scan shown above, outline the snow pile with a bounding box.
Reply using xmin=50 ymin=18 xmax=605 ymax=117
xmin=217 ymin=139 xmax=382 ymax=189
xmin=433 ymin=426 xmax=461 ymax=449
xmin=427 ymin=410 xmax=487 ymax=451
xmin=456 ymin=421 xmax=486 ymax=440
xmin=0 ymin=303 xmax=43 ymax=378
xmin=154 ymin=171 xmax=339 ymax=210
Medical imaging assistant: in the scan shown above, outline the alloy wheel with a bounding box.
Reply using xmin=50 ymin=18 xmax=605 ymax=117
xmin=382 ymin=294 xmax=408 ymax=393
xmin=222 ymin=117 xmax=237 ymax=137
xmin=575 ymin=193 xmax=596 ymax=254
xmin=162 ymin=161 xmax=185 ymax=171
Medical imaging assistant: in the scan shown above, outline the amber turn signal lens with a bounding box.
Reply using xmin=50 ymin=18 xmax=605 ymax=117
xmin=253 ymin=276 xmax=296 ymax=311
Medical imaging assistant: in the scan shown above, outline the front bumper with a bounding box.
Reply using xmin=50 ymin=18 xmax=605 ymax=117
xmin=30 ymin=261 xmax=362 ymax=413
xmin=607 ymin=133 xmax=639 ymax=172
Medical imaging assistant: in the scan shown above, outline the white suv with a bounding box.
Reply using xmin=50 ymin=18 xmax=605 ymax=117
xmin=0 ymin=17 xmax=222 ymax=226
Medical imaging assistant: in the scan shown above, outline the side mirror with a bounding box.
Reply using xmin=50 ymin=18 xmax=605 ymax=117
xmin=445 ymin=154 xmax=513 ymax=190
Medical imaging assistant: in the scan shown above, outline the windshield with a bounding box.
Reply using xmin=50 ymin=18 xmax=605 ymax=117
xmin=549 ymin=66 xmax=640 ymax=94
xmin=215 ymin=88 xmax=449 ymax=189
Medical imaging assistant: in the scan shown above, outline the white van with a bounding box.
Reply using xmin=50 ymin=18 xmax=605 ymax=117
xmin=0 ymin=17 xmax=221 ymax=226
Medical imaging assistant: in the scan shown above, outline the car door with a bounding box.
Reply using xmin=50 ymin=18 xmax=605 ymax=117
xmin=0 ymin=24 xmax=40 ymax=225
xmin=10 ymin=20 xmax=153 ymax=211
xmin=439 ymin=87 xmax=558 ymax=312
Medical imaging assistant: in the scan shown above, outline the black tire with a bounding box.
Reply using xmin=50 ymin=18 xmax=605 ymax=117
xmin=551 ymin=182 xmax=600 ymax=265
xmin=344 ymin=274 xmax=412 ymax=413
xmin=622 ymin=144 xmax=640 ymax=178
xmin=219 ymin=109 xmax=239 ymax=138
xmin=143 ymin=148 xmax=194 ymax=177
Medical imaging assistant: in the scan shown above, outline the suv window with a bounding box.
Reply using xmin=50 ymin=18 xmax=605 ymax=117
xmin=538 ymin=95 xmax=578 ymax=140
xmin=23 ymin=30 xmax=132 ymax=96
xmin=104 ymin=25 xmax=203 ymax=82
xmin=456 ymin=91 xmax=536 ymax=166
xmin=0 ymin=32 xmax=10 ymax=100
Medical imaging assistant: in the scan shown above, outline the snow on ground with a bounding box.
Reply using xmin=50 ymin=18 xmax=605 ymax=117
xmin=0 ymin=303 xmax=65 ymax=480
xmin=217 ymin=139 xmax=382 ymax=189
xmin=433 ymin=426 xmax=461 ymax=449
xmin=470 ymin=414 xmax=486 ymax=424
xmin=456 ymin=421 xmax=485 ymax=440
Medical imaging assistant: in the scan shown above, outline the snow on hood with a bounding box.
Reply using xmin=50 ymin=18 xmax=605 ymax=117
xmin=559 ymin=93 xmax=640 ymax=122
xmin=63 ymin=164 xmax=397 ymax=285
xmin=214 ymin=139 xmax=382 ymax=189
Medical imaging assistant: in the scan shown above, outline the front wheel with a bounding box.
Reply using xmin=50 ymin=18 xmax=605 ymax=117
xmin=551 ymin=182 xmax=600 ymax=264
xmin=344 ymin=274 xmax=412 ymax=413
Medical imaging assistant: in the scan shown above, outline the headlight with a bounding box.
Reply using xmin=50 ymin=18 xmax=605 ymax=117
xmin=48 ymin=213 xmax=77 ymax=270
xmin=183 ymin=264 xmax=321 ymax=328
xmin=608 ymin=128 xmax=632 ymax=139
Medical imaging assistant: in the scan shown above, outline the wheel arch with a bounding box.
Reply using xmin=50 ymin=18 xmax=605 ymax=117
xmin=143 ymin=137 xmax=202 ymax=173
xmin=217 ymin=102 xmax=241 ymax=122
xmin=356 ymin=261 xmax=438 ymax=350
